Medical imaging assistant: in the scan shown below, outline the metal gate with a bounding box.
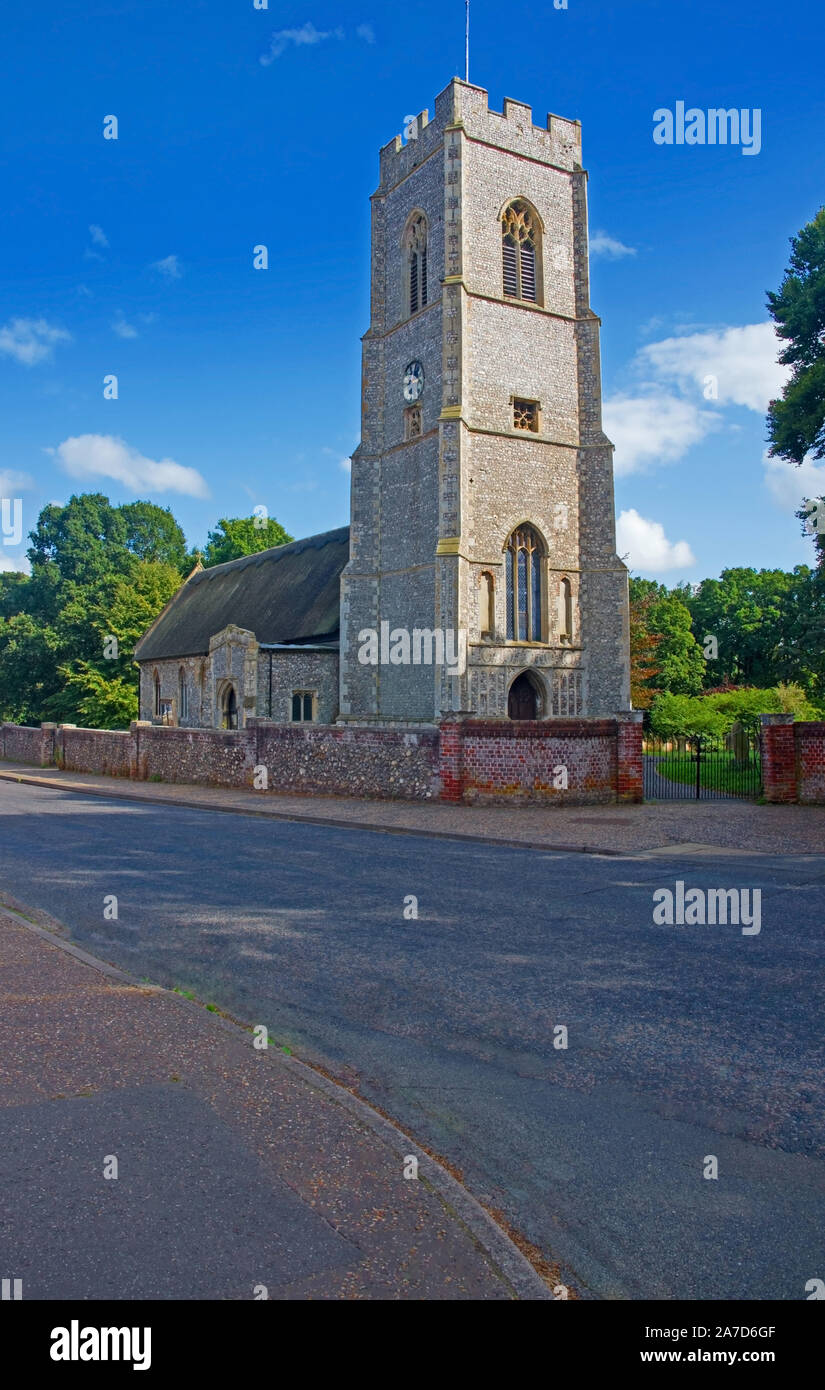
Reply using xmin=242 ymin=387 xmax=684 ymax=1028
xmin=643 ymin=731 xmax=762 ymax=801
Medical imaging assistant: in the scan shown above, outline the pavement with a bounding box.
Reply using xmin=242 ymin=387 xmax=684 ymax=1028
xmin=1 ymin=760 xmax=823 ymax=855
xmin=0 ymin=900 xmax=550 ymax=1301
xmin=1 ymin=772 xmax=823 ymax=1300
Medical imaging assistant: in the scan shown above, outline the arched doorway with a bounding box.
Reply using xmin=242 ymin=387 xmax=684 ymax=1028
xmin=508 ymin=672 xmax=539 ymax=721
xmin=221 ymin=684 xmax=238 ymax=730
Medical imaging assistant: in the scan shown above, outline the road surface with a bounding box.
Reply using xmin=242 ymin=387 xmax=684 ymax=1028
xmin=2 ymin=779 xmax=823 ymax=1299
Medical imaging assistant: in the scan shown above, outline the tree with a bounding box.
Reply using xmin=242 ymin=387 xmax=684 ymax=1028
xmin=684 ymin=568 xmax=798 ymax=688
xmin=629 ymin=578 xmax=704 ymax=700
xmin=767 ymin=207 xmax=825 ymax=465
xmin=0 ymin=494 xmax=183 ymax=728
xmin=649 ymin=693 xmax=726 ymax=741
xmin=119 ymin=501 xmax=191 ymax=574
xmin=202 ymin=516 xmax=293 ymax=568
xmin=628 ymin=580 xmax=662 ymax=708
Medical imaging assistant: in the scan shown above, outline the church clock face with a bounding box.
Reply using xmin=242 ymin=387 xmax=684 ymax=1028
xmin=403 ymin=361 xmax=425 ymax=401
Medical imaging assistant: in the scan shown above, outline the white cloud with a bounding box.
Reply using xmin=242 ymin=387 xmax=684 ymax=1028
xmin=89 ymin=224 xmax=108 ymax=247
xmin=55 ymin=434 xmax=209 ymax=498
xmin=356 ymin=23 xmax=376 ymax=43
xmin=340 ymin=457 xmax=352 ymax=473
xmin=260 ymin=22 xmax=344 ymax=65
xmin=590 ymin=230 xmax=636 ymax=260
xmin=617 ymin=509 xmax=695 ymax=572
xmin=0 ymin=318 xmax=71 ymax=366
xmin=640 ymin=322 xmax=789 ymax=413
xmin=150 ymin=254 xmax=182 ymax=280
xmin=604 ymin=392 xmax=719 ymax=475
xmin=112 ymin=314 xmax=138 ymax=339
xmin=0 ymin=469 xmax=35 ymax=495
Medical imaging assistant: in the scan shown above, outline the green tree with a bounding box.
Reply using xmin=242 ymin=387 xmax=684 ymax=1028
xmin=202 ymin=516 xmax=293 ymax=568
xmin=629 ymin=578 xmax=705 ymax=697
xmin=767 ymin=207 xmax=825 ymax=465
xmin=684 ymin=568 xmax=799 ymax=688
xmin=628 ymin=581 xmax=662 ymax=708
xmin=649 ymin=693 xmax=726 ymax=740
xmin=0 ymin=494 xmax=184 ymax=728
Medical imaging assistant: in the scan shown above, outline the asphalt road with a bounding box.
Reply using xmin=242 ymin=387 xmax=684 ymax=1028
xmin=2 ymin=779 xmax=824 ymax=1300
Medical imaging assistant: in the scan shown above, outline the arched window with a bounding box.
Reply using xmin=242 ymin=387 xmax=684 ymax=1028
xmin=221 ymin=684 xmax=238 ymax=730
xmin=178 ymin=667 xmax=188 ymax=721
xmin=561 ymin=578 xmax=573 ymax=641
xmin=505 ymin=525 xmax=543 ymax=642
xmin=405 ymin=214 xmax=428 ymax=316
xmin=153 ymin=670 xmax=161 ymax=718
xmin=479 ymin=572 xmax=495 ymax=638
xmin=502 ymin=200 xmax=541 ymax=303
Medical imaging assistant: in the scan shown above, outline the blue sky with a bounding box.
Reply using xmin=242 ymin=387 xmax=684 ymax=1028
xmin=1 ymin=0 xmax=823 ymax=581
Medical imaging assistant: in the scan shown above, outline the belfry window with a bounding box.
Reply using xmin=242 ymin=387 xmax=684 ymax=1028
xmin=505 ymin=525 xmax=543 ymax=642
xmin=405 ymin=404 xmax=422 ymax=440
xmin=405 ymin=214 xmax=428 ymax=317
xmin=502 ymin=200 xmax=540 ymax=303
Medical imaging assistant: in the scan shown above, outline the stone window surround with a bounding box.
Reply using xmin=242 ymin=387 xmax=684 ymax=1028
xmin=290 ymin=690 xmax=317 ymax=723
xmin=500 ymin=197 xmax=544 ymax=307
xmin=512 ymin=395 xmax=541 ymax=433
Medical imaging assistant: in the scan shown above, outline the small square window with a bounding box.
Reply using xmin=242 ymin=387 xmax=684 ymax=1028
xmin=513 ymin=399 xmax=539 ymax=432
xmin=292 ymin=692 xmax=314 ymax=722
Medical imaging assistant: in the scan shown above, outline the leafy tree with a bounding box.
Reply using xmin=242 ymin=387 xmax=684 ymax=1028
xmin=684 ymin=567 xmax=801 ymax=688
xmin=629 ymin=578 xmax=704 ymax=699
xmin=119 ymin=501 xmax=191 ymax=574
xmin=649 ymin=693 xmax=726 ymax=741
xmin=53 ymin=663 xmax=139 ymax=729
xmin=628 ymin=580 xmax=662 ymax=708
xmin=202 ymin=516 xmax=293 ymax=568
xmin=0 ymin=494 xmax=183 ymax=728
xmin=767 ymin=207 xmax=825 ymax=465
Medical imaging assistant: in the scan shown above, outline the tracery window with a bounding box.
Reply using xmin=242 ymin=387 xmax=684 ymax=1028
xmin=513 ymin=398 xmax=539 ymax=432
xmin=505 ymin=525 xmax=543 ymax=642
xmin=291 ymin=691 xmax=315 ymax=722
xmin=502 ymin=200 xmax=540 ymax=303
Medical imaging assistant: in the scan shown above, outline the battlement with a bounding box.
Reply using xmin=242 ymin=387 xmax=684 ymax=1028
xmin=378 ymin=78 xmax=582 ymax=190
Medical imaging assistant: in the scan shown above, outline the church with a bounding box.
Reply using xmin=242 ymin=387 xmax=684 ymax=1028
xmin=135 ymin=78 xmax=630 ymax=729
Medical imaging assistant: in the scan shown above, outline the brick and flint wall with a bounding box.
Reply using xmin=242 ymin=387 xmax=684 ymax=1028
xmin=1 ymin=712 xmax=650 ymax=805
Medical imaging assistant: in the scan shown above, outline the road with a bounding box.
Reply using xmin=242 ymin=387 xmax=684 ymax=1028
xmin=2 ymin=779 xmax=824 ymax=1299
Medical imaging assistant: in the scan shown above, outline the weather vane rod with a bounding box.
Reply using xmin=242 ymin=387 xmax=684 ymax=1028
xmin=465 ymin=0 xmax=470 ymax=83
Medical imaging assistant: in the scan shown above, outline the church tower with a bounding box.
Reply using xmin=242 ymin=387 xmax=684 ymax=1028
xmin=339 ymin=78 xmax=630 ymax=723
